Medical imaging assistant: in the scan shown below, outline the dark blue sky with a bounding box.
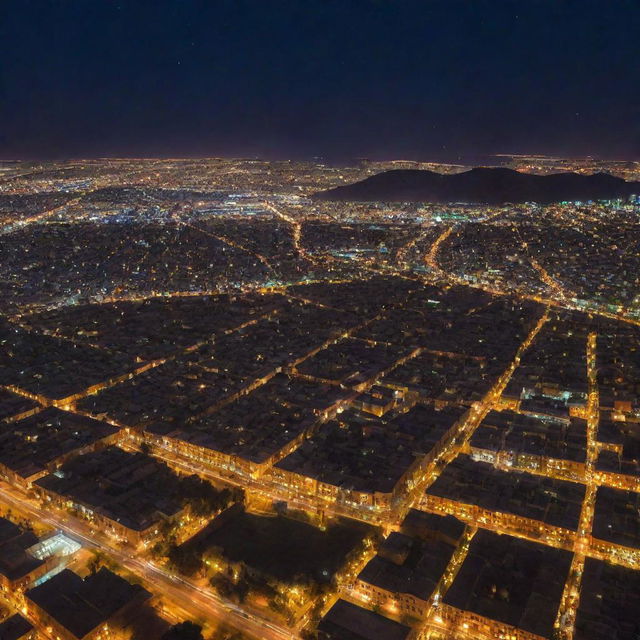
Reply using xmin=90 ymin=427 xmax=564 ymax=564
xmin=1 ymin=0 xmax=639 ymax=160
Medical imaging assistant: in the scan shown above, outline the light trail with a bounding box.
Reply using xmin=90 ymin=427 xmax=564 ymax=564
xmin=0 ymin=482 xmax=296 ymax=640
xmin=395 ymin=227 xmax=433 ymax=266
xmin=261 ymin=201 xmax=312 ymax=263
xmin=512 ymin=221 xmax=575 ymax=301
xmin=424 ymin=226 xmax=455 ymax=272
xmin=414 ymin=526 xmax=477 ymax=640
xmin=14 ymin=276 xmax=360 ymax=317
xmin=554 ymin=332 xmax=599 ymax=640
xmin=0 ymin=196 xmax=84 ymax=235
xmin=181 ymin=218 xmax=275 ymax=272
xmin=417 ymin=267 xmax=640 ymax=328
xmin=395 ymin=307 xmax=551 ymax=521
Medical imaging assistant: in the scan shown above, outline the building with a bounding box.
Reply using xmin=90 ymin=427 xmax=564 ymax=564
xmin=0 ymin=408 xmax=119 ymax=489
xmin=0 ymin=518 xmax=64 ymax=593
xmin=353 ymin=512 xmax=465 ymax=620
xmin=317 ymin=599 xmax=412 ymax=640
xmin=25 ymin=567 xmax=151 ymax=640
xmin=33 ymin=447 xmax=186 ymax=545
xmin=0 ymin=614 xmax=35 ymax=640
xmin=440 ymin=530 xmax=571 ymax=640
xmin=574 ymin=558 xmax=640 ymax=640
xmin=422 ymin=454 xmax=585 ymax=548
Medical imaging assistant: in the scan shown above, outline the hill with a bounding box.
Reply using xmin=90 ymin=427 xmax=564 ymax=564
xmin=312 ymin=167 xmax=639 ymax=204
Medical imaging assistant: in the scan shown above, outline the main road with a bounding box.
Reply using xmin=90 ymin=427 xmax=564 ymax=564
xmin=0 ymin=481 xmax=296 ymax=640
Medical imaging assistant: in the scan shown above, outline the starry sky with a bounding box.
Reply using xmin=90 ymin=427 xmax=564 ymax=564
xmin=1 ymin=0 xmax=639 ymax=161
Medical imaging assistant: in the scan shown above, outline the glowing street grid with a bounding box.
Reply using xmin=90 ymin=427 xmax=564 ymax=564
xmin=0 ymin=157 xmax=639 ymax=640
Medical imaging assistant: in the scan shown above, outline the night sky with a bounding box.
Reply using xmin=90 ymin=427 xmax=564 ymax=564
xmin=2 ymin=0 xmax=639 ymax=161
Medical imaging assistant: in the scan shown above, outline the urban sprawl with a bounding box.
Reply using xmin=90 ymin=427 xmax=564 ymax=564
xmin=0 ymin=156 xmax=639 ymax=640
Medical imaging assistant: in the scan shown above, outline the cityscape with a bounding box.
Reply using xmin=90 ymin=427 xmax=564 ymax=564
xmin=0 ymin=154 xmax=639 ymax=640
xmin=2 ymin=1 xmax=640 ymax=639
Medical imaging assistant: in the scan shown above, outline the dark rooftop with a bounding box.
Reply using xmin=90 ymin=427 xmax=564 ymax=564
xmin=0 ymin=614 xmax=33 ymax=640
xmin=592 ymin=486 xmax=640 ymax=549
xmin=26 ymin=568 xmax=150 ymax=640
xmin=443 ymin=530 xmax=571 ymax=638
xmin=318 ymin=599 xmax=411 ymax=640
xmin=426 ymin=454 xmax=585 ymax=531
xmin=574 ymin=558 xmax=640 ymax=640
xmin=0 ymin=407 xmax=118 ymax=480
xmin=35 ymin=447 xmax=184 ymax=532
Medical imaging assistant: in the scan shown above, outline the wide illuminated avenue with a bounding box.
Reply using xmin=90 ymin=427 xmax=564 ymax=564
xmin=0 ymin=156 xmax=639 ymax=640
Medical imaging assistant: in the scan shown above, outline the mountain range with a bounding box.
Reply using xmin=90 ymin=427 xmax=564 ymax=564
xmin=312 ymin=167 xmax=639 ymax=204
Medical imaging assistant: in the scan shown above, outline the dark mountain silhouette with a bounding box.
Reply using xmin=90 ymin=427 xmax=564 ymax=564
xmin=312 ymin=167 xmax=639 ymax=204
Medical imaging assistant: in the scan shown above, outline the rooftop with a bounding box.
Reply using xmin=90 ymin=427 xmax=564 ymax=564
xmin=26 ymin=568 xmax=150 ymax=639
xmin=443 ymin=530 xmax=571 ymax=638
xmin=318 ymin=599 xmax=411 ymax=640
